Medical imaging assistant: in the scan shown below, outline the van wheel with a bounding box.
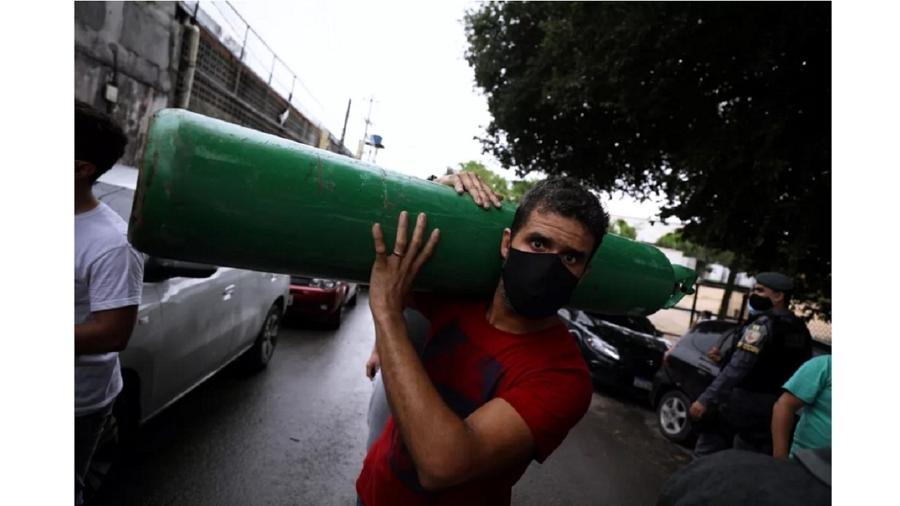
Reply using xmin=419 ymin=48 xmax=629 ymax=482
xmin=658 ymin=390 xmax=693 ymax=443
xmin=242 ymin=304 xmax=281 ymax=371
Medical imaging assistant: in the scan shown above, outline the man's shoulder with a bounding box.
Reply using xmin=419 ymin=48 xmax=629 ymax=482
xmin=75 ymin=206 xmax=137 ymax=273
xmin=77 ymin=204 xmax=129 ymax=246
xmin=800 ymin=355 xmax=831 ymax=375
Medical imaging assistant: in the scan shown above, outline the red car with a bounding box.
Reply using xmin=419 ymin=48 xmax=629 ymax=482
xmin=285 ymin=276 xmax=358 ymax=329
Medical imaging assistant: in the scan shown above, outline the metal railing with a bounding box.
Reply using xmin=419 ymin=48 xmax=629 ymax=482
xmin=180 ymin=1 xmax=330 ymax=135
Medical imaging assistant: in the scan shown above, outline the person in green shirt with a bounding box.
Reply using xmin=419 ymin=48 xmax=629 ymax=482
xmin=771 ymin=355 xmax=832 ymax=458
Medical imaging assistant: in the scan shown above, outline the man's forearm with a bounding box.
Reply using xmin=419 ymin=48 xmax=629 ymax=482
xmin=771 ymin=396 xmax=799 ymax=458
xmin=698 ymin=365 xmax=738 ymax=406
xmin=374 ymin=311 xmax=474 ymax=487
xmin=75 ymin=321 xmax=128 ymax=354
xmin=75 ymin=307 xmax=137 ymax=354
xmin=698 ymin=351 xmax=755 ymax=406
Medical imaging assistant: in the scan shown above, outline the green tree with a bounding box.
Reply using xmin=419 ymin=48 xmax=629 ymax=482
xmin=610 ymin=218 xmax=637 ymax=240
xmin=464 ymin=2 xmax=831 ymax=318
xmin=508 ymin=179 xmax=538 ymax=203
xmin=656 ymin=229 xmax=741 ymax=318
xmin=656 ymin=230 xmax=735 ymax=269
xmin=655 ymin=230 xmax=685 ymax=251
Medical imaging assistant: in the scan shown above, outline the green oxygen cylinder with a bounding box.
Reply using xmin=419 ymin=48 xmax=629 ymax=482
xmin=129 ymin=109 xmax=696 ymax=316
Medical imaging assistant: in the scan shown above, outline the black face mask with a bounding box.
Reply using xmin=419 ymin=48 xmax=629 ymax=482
xmin=502 ymin=247 xmax=580 ymax=319
xmin=748 ymin=294 xmax=774 ymax=312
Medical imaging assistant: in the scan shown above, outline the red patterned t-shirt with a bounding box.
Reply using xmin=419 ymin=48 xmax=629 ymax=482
xmin=356 ymin=298 xmax=593 ymax=505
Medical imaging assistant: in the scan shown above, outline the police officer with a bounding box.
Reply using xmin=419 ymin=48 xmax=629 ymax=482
xmin=689 ymin=272 xmax=813 ymax=457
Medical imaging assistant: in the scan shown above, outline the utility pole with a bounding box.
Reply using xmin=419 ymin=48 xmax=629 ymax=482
xmin=338 ymin=98 xmax=352 ymax=149
xmin=356 ymin=96 xmax=374 ymax=159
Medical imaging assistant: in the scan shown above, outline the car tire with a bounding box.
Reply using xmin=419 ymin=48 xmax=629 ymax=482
xmin=657 ymin=389 xmax=693 ymax=443
xmin=242 ymin=304 xmax=281 ymax=371
xmin=347 ymin=290 xmax=358 ymax=307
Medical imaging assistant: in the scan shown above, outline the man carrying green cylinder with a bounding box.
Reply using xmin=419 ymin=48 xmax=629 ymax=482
xmin=130 ymin=109 xmax=697 ymax=505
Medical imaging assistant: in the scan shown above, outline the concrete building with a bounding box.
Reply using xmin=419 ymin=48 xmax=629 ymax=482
xmin=75 ymin=1 xmax=350 ymax=167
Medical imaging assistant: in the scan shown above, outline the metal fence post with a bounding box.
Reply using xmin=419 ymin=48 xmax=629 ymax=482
xmin=268 ymin=55 xmax=277 ymax=85
xmin=233 ymin=25 xmax=249 ymax=93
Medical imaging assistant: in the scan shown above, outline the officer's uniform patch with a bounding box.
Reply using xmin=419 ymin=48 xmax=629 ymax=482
xmin=737 ymin=323 xmax=767 ymax=354
xmin=744 ymin=325 xmax=763 ymax=344
xmin=738 ymin=342 xmax=761 ymax=354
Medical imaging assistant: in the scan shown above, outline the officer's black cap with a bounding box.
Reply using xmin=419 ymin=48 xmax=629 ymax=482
xmin=756 ymin=272 xmax=794 ymax=292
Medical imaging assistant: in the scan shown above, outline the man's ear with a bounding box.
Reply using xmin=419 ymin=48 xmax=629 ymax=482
xmin=500 ymin=228 xmax=511 ymax=260
xmin=75 ymin=160 xmax=96 ymax=181
xmin=771 ymin=291 xmax=785 ymax=305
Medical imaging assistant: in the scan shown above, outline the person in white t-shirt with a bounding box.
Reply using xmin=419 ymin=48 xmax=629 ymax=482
xmin=74 ymin=100 xmax=144 ymax=505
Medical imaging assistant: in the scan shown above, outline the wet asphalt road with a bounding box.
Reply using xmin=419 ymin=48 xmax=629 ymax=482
xmin=93 ymin=294 xmax=691 ymax=506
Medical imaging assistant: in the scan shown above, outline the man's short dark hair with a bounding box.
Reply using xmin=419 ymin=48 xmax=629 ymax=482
xmin=75 ymin=99 xmax=127 ymax=182
xmin=510 ymin=177 xmax=610 ymax=257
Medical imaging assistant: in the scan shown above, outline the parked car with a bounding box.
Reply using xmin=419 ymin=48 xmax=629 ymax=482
xmin=559 ymin=308 xmax=670 ymax=400
xmin=650 ymin=320 xmax=740 ymax=444
xmin=285 ymin=276 xmax=358 ymax=329
xmin=652 ymin=317 xmax=831 ymax=444
xmin=86 ymin=166 xmax=290 ymax=496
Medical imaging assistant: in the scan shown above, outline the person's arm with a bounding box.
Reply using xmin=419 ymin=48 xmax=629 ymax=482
xmin=690 ymin=320 xmax=770 ymax=419
xmin=772 ymin=356 xmax=829 ymax=457
xmin=368 ymin=169 xmax=494 ymax=378
xmin=368 ymin=211 xmax=534 ymax=490
xmin=374 ymin=312 xmax=534 ymax=489
xmin=772 ymin=391 xmax=805 ymax=459
xmin=75 ymin=306 xmax=139 ymax=354
xmin=75 ymin=244 xmax=144 ymax=355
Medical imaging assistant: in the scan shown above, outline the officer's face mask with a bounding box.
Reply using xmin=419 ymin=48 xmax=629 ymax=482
xmin=748 ymin=294 xmax=774 ymax=314
xmin=501 ymin=247 xmax=580 ymax=319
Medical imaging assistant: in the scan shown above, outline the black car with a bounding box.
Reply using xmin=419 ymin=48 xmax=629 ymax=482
xmin=559 ymin=308 xmax=670 ymax=400
xmin=651 ymin=320 xmax=740 ymax=443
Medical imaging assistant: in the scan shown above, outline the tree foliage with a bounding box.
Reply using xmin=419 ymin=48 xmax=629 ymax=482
xmin=610 ymin=219 xmax=637 ymax=240
xmin=656 ymin=229 xmax=736 ymax=270
xmin=464 ymin=2 xmax=831 ymax=318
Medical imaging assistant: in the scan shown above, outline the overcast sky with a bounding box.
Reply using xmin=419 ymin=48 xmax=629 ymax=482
xmin=220 ymin=0 xmax=679 ymax=241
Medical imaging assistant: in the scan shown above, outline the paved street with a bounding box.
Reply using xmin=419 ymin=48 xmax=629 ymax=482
xmin=93 ymin=294 xmax=691 ymax=506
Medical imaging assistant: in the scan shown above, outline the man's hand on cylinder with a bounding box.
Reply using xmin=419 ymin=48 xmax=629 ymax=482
xmin=435 ymin=171 xmax=504 ymax=209
xmin=368 ymin=211 xmax=440 ymax=319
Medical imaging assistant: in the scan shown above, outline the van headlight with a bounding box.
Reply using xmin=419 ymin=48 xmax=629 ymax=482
xmin=586 ymin=335 xmax=620 ymax=361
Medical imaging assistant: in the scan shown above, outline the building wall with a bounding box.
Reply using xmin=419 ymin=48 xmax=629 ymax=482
xmin=74 ymin=1 xmax=180 ymax=166
xmin=75 ymin=1 xmax=351 ymax=166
